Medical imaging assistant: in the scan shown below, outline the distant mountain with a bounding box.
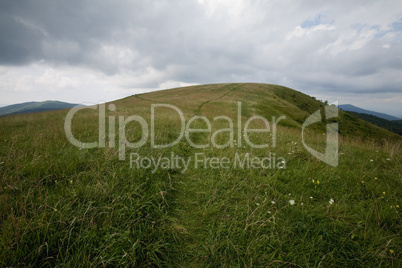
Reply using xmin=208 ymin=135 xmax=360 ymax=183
xmin=339 ymin=104 xmax=401 ymax=121
xmin=347 ymin=111 xmax=402 ymax=135
xmin=0 ymin=101 xmax=80 ymax=117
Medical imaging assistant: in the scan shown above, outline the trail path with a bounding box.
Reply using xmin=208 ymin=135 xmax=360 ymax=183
xmin=169 ymin=87 xmax=240 ymax=265
xmin=171 ymin=172 xmax=208 ymax=266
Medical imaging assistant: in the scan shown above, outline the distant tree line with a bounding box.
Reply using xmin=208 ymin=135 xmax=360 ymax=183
xmin=347 ymin=111 xmax=402 ymax=135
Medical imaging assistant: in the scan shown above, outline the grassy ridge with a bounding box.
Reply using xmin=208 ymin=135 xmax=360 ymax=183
xmin=0 ymin=83 xmax=401 ymax=266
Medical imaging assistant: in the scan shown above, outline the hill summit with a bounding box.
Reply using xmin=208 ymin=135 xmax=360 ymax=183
xmin=113 ymin=83 xmax=399 ymax=140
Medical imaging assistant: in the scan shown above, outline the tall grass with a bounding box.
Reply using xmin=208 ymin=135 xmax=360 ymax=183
xmin=0 ymin=83 xmax=400 ymax=267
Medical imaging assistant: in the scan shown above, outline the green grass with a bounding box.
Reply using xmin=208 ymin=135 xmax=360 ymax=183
xmin=0 ymin=83 xmax=401 ymax=267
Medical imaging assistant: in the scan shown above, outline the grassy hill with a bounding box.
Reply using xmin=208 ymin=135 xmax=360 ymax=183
xmin=0 ymin=83 xmax=400 ymax=267
xmin=0 ymin=100 xmax=80 ymax=117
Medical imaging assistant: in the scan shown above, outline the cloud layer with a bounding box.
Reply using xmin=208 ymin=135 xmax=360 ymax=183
xmin=1 ymin=0 xmax=401 ymax=116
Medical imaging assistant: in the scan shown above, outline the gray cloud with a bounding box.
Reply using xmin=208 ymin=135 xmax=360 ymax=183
xmin=0 ymin=0 xmax=401 ymax=116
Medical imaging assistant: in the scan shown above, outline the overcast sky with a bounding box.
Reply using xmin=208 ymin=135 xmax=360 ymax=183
xmin=1 ymin=0 xmax=401 ymax=117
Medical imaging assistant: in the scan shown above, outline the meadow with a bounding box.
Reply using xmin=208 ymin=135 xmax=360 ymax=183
xmin=0 ymin=83 xmax=400 ymax=267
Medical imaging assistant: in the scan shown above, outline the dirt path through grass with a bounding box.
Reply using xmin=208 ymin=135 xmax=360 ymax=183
xmin=194 ymin=85 xmax=239 ymax=115
xmin=169 ymin=86 xmax=242 ymax=265
xmin=169 ymin=171 xmax=210 ymax=266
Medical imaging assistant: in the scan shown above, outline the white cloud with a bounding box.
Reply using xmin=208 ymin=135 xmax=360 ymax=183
xmin=158 ymin=80 xmax=199 ymax=90
xmin=286 ymin=24 xmax=336 ymax=40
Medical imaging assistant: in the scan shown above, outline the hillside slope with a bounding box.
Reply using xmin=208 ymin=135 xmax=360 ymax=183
xmin=0 ymin=83 xmax=400 ymax=267
xmin=116 ymin=83 xmax=400 ymax=140
xmin=347 ymin=111 xmax=402 ymax=135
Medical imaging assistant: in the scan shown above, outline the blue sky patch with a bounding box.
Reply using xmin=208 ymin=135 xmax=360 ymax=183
xmin=392 ymin=19 xmax=402 ymax=31
xmin=301 ymin=14 xmax=322 ymax=28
